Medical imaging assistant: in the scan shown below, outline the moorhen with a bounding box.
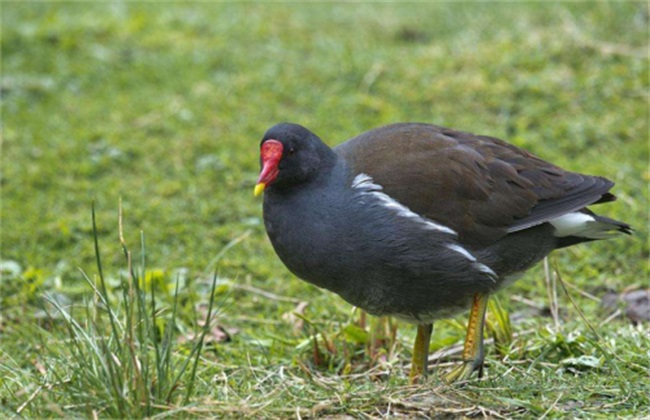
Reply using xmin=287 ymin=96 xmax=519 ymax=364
xmin=254 ymin=122 xmax=631 ymax=383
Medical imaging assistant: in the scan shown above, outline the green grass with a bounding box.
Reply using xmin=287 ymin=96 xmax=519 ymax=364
xmin=15 ymin=205 xmax=221 ymax=418
xmin=2 ymin=2 xmax=649 ymax=418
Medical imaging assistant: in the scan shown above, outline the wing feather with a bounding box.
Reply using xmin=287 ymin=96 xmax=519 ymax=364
xmin=335 ymin=123 xmax=616 ymax=248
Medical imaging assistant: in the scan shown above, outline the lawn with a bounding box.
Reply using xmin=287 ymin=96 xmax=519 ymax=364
xmin=1 ymin=2 xmax=648 ymax=418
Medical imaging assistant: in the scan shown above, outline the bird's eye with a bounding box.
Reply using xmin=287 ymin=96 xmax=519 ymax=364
xmin=288 ymin=148 xmax=296 ymax=155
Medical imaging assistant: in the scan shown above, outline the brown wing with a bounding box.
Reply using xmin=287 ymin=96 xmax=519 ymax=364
xmin=335 ymin=123 xmax=615 ymax=248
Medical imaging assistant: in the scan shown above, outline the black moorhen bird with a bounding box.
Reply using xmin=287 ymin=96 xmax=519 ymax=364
xmin=254 ymin=122 xmax=631 ymax=383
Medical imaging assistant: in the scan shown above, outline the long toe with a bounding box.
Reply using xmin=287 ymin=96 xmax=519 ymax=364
xmin=444 ymin=357 xmax=484 ymax=383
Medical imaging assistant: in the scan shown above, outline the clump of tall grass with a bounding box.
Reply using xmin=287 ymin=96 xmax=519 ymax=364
xmin=34 ymin=204 xmax=219 ymax=418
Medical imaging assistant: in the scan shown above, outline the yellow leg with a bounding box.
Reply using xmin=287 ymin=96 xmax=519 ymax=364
xmin=445 ymin=293 xmax=490 ymax=383
xmin=409 ymin=323 xmax=433 ymax=384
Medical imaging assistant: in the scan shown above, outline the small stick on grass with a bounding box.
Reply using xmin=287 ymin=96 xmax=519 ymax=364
xmin=553 ymin=262 xmax=631 ymax=394
xmin=539 ymin=391 xmax=564 ymax=420
xmin=543 ymin=257 xmax=560 ymax=332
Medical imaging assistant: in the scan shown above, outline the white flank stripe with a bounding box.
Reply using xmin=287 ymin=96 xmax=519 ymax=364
xmin=352 ymin=173 xmax=457 ymax=236
xmin=447 ymin=244 xmax=497 ymax=280
xmin=476 ymin=263 xmax=498 ymax=280
xmin=351 ymin=173 xmax=375 ymax=189
xmin=446 ymin=244 xmax=476 ymax=261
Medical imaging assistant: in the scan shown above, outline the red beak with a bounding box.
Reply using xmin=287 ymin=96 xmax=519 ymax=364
xmin=254 ymin=139 xmax=283 ymax=196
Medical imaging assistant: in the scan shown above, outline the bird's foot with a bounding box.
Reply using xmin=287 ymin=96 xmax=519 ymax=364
xmin=445 ymin=293 xmax=489 ymax=384
xmin=444 ymin=357 xmax=484 ymax=383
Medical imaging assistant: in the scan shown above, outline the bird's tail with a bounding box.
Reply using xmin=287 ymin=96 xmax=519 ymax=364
xmin=550 ymin=209 xmax=632 ymax=249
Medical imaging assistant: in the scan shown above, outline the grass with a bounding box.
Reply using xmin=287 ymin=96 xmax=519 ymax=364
xmin=29 ymin=205 xmax=219 ymax=418
xmin=1 ymin=2 xmax=649 ymax=418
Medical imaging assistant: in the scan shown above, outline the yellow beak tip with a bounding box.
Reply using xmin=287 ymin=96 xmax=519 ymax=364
xmin=254 ymin=183 xmax=266 ymax=197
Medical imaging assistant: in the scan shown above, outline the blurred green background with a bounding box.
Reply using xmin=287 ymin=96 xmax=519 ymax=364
xmin=3 ymin=3 xmax=647 ymax=281
xmin=2 ymin=2 xmax=648 ymax=417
